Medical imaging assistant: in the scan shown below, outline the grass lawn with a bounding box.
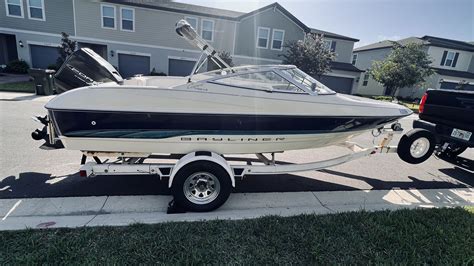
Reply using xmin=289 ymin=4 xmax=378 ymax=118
xmin=0 ymin=81 xmax=35 ymax=93
xmin=0 ymin=208 xmax=473 ymax=264
xmin=401 ymin=101 xmax=420 ymax=113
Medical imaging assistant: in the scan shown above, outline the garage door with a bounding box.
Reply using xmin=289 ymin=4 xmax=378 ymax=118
xmin=30 ymin=45 xmax=60 ymax=69
xmin=319 ymin=75 xmax=354 ymax=94
xmin=168 ymin=59 xmax=196 ymax=76
xmin=118 ymin=53 xmax=150 ymax=78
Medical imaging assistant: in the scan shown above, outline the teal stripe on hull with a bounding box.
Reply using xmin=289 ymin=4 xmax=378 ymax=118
xmin=66 ymin=130 xmax=338 ymax=139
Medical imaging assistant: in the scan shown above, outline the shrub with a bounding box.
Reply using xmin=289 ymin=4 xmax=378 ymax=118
xmin=149 ymin=68 xmax=167 ymax=76
xmin=56 ymin=32 xmax=77 ymax=67
xmin=372 ymin=96 xmax=393 ymax=101
xmin=5 ymin=59 xmax=30 ymax=74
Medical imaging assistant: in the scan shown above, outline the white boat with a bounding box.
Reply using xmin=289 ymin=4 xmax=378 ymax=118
xmin=33 ymin=20 xmax=411 ymax=155
xmin=30 ymin=20 xmax=413 ymax=212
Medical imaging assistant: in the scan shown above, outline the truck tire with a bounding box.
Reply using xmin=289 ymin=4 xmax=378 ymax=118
xmin=440 ymin=143 xmax=468 ymax=158
xmin=172 ymin=161 xmax=232 ymax=212
xmin=397 ymin=129 xmax=436 ymax=164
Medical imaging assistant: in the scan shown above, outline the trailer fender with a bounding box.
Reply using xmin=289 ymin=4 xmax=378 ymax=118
xmin=168 ymin=151 xmax=235 ymax=188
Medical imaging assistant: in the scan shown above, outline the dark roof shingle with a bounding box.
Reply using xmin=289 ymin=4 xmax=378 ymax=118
xmin=354 ymin=36 xmax=474 ymax=52
xmin=330 ymin=61 xmax=363 ymax=72
xmin=310 ymin=28 xmax=359 ymax=42
xmin=433 ymin=68 xmax=474 ymax=79
xmin=421 ymin=36 xmax=474 ymax=52
xmin=354 ymin=37 xmax=427 ymax=52
xmin=104 ymin=0 xmax=245 ymax=19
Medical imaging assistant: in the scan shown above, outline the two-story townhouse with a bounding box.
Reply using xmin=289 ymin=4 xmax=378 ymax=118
xmin=227 ymin=2 xmax=363 ymax=94
xmin=1 ymin=0 xmax=362 ymax=94
xmin=353 ymin=36 xmax=474 ymax=99
xmin=0 ymin=0 xmax=75 ymax=68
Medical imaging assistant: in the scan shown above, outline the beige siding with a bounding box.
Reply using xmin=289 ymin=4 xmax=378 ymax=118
xmin=324 ymin=37 xmax=355 ymax=63
xmin=353 ymin=48 xmax=391 ymax=95
xmin=234 ymin=8 xmax=305 ymax=60
xmin=74 ymin=0 xmax=236 ymax=52
xmin=0 ymin=0 xmax=74 ymax=34
xmin=468 ymin=54 xmax=474 ymax=73
xmin=428 ymin=46 xmax=473 ymax=72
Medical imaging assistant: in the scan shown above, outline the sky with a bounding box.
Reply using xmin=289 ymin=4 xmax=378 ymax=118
xmin=176 ymin=0 xmax=473 ymax=47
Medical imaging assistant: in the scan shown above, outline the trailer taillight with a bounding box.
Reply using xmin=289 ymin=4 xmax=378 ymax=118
xmin=419 ymin=93 xmax=428 ymax=114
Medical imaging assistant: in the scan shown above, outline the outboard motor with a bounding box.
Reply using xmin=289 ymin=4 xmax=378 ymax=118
xmin=32 ymin=48 xmax=123 ymax=149
xmin=54 ymin=48 xmax=123 ymax=93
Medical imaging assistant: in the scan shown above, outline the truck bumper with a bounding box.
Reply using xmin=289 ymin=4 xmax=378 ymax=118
xmin=413 ymin=120 xmax=473 ymax=147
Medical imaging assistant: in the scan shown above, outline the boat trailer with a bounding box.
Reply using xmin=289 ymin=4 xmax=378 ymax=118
xmin=78 ymin=125 xmax=402 ymax=213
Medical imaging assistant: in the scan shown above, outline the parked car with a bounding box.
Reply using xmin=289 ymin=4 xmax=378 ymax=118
xmin=397 ymin=89 xmax=473 ymax=164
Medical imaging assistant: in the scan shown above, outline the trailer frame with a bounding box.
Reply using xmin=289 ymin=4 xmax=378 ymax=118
xmin=78 ymin=128 xmax=400 ymax=212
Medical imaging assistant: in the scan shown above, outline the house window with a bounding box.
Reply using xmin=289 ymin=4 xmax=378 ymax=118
xmin=442 ymin=51 xmax=456 ymax=67
xmin=271 ymin=29 xmax=285 ymax=50
xmin=201 ymin=19 xmax=214 ymax=41
xmin=323 ymin=40 xmax=336 ymax=52
xmin=120 ymin=7 xmax=134 ymax=31
xmin=27 ymin=0 xmax=44 ymax=20
xmin=6 ymin=0 xmax=23 ymax=17
xmin=352 ymin=54 xmax=358 ymax=65
xmin=257 ymin=27 xmax=270 ymax=49
xmin=362 ymin=72 xmax=369 ymax=86
xmin=101 ymin=5 xmax=116 ymax=29
xmin=185 ymin=17 xmax=198 ymax=30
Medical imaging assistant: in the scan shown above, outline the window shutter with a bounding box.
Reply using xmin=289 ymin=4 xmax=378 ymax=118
xmin=440 ymin=51 xmax=448 ymax=66
xmin=330 ymin=41 xmax=337 ymax=52
xmin=452 ymin=52 xmax=459 ymax=67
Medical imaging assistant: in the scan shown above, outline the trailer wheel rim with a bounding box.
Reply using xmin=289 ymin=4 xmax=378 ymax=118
xmin=183 ymin=172 xmax=220 ymax=205
xmin=410 ymin=137 xmax=430 ymax=158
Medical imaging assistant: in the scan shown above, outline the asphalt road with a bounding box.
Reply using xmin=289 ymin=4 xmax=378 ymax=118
xmin=0 ymin=92 xmax=472 ymax=199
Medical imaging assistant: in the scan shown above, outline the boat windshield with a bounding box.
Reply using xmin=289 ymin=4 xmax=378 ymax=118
xmin=280 ymin=68 xmax=335 ymax=95
xmin=212 ymin=71 xmax=305 ymax=93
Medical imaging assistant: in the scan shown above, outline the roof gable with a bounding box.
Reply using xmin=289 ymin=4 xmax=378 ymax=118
xmin=237 ymin=2 xmax=309 ymax=32
xmin=355 ymin=36 xmax=474 ymax=52
xmin=421 ymin=36 xmax=474 ymax=52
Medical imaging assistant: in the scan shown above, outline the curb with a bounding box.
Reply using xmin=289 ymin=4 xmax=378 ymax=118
xmin=1 ymin=188 xmax=473 ymax=231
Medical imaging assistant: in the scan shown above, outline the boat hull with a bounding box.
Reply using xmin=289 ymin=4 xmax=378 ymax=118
xmin=49 ymin=109 xmax=400 ymax=154
xmin=45 ymin=84 xmax=411 ymax=154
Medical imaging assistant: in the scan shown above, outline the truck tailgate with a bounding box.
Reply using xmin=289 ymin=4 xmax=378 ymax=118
xmin=419 ymin=89 xmax=474 ymax=132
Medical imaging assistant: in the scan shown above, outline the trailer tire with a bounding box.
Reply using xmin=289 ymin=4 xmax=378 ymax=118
xmin=172 ymin=161 xmax=232 ymax=212
xmin=397 ymin=129 xmax=435 ymax=164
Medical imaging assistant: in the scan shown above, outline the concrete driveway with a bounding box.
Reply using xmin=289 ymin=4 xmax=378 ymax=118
xmin=0 ymin=92 xmax=473 ymax=199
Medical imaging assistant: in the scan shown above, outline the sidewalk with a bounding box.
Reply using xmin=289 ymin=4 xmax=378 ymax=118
xmin=1 ymin=188 xmax=472 ymax=231
xmin=0 ymin=91 xmax=53 ymax=102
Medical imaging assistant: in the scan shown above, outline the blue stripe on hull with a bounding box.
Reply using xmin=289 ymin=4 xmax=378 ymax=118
xmin=50 ymin=110 xmax=401 ymax=139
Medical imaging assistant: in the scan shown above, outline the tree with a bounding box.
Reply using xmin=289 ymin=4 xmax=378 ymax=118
xmin=369 ymin=42 xmax=434 ymax=99
xmin=56 ymin=32 xmax=77 ymax=67
xmin=207 ymin=51 xmax=234 ymax=71
xmin=281 ymin=33 xmax=335 ymax=78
